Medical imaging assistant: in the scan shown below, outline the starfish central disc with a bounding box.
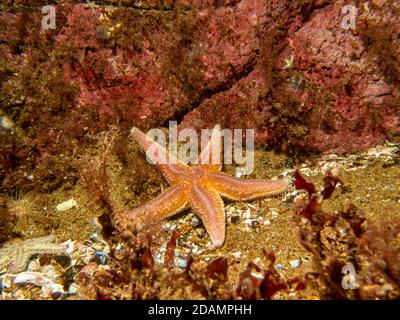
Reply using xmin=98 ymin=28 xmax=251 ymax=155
xmin=117 ymin=127 xmax=288 ymax=248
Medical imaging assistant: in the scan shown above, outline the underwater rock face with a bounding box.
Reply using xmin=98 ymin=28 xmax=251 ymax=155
xmin=287 ymin=1 xmax=400 ymax=152
xmin=54 ymin=0 xmax=268 ymax=130
xmin=54 ymin=3 xmax=183 ymax=131
xmin=181 ymin=0 xmax=400 ymax=152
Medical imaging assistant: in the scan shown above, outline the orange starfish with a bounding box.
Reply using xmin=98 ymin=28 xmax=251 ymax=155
xmin=118 ymin=126 xmax=288 ymax=248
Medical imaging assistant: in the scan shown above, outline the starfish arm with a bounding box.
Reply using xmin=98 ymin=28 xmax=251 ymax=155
xmin=30 ymin=235 xmax=55 ymax=243
xmin=205 ymin=172 xmax=289 ymax=201
xmin=12 ymin=246 xmax=28 ymax=273
xmin=192 ymin=124 xmax=222 ymax=173
xmin=131 ymin=127 xmax=191 ymax=184
xmin=189 ymin=184 xmax=226 ymax=248
xmin=124 ymin=184 xmax=189 ymax=232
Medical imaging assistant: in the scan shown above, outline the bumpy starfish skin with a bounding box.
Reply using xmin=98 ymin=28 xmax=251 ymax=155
xmin=0 ymin=235 xmax=68 ymax=274
xmin=119 ymin=127 xmax=288 ymax=247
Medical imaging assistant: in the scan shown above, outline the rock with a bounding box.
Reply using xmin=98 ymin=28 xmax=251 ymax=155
xmin=232 ymin=251 xmax=242 ymax=260
xmin=180 ymin=1 xmax=400 ymax=153
xmin=175 ymin=256 xmax=188 ymax=269
xmin=242 ymin=209 xmax=252 ymax=219
xmin=56 ymin=199 xmax=77 ymax=212
xmin=191 ymin=215 xmax=203 ymax=228
xmin=263 ymin=219 xmax=271 ymax=226
xmin=286 ymin=1 xmax=400 ymax=153
xmin=0 ymin=116 xmax=14 ymax=130
xmin=94 ymin=252 xmax=109 ymax=265
xmin=289 ymin=259 xmax=301 ymax=268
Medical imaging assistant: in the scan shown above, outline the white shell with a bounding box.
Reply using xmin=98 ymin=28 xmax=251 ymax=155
xmin=56 ymin=199 xmax=77 ymax=211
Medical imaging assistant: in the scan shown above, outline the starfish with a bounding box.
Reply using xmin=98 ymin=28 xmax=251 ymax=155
xmin=117 ymin=126 xmax=288 ymax=248
xmin=0 ymin=235 xmax=68 ymax=274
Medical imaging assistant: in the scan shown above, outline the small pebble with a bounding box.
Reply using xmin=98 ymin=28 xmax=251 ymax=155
xmin=250 ymin=271 xmax=264 ymax=280
xmin=235 ymin=168 xmax=247 ymax=178
xmin=191 ymin=216 xmax=202 ymax=228
xmin=0 ymin=116 xmax=14 ymax=130
xmin=191 ymin=245 xmax=199 ymax=254
xmin=94 ymin=252 xmax=109 ymax=265
xmin=175 ymin=256 xmax=188 ymax=269
xmin=0 ymin=275 xmax=13 ymax=290
xmin=56 ymin=199 xmax=77 ymax=211
xmin=289 ymin=259 xmax=301 ymax=268
xmin=263 ymin=219 xmax=271 ymax=226
xmin=232 ymin=251 xmax=241 ymax=260
xmin=270 ymin=209 xmax=279 ymax=219
xmin=243 ymin=209 xmax=252 ymax=219
xmin=275 ymin=264 xmax=286 ymax=270
xmin=153 ymin=252 xmax=164 ymax=265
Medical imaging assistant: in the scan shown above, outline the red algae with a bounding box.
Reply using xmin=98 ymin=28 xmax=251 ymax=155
xmin=293 ymin=169 xmax=400 ymax=299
